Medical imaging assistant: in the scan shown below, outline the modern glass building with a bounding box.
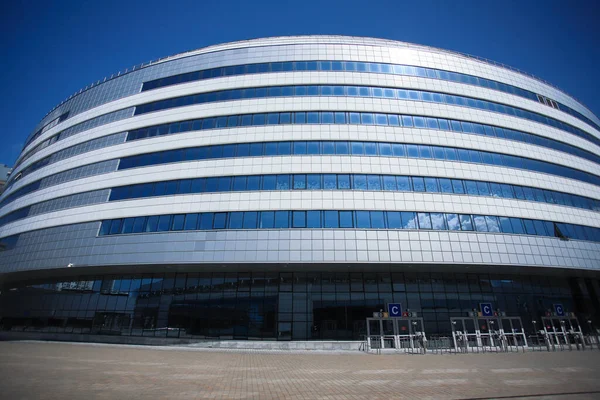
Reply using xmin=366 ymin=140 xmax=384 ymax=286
xmin=1 ymin=36 xmax=599 ymax=341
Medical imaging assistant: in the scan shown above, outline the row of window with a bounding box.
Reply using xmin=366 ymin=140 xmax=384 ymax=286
xmin=134 ymin=84 xmax=600 ymax=149
xmin=4 ymin=168 xmax=597 ymax=233
xmin=98 ymin=210 xmax=597 ymax=243
xmin=126 ymin=110 xmax=600 ymax=167
xmin=140 ymin=60 xmax=600 ymax=134
xmin=108 ymin=174 xmax=600 ymax=212
xmin=6 ymin=271 xmax=576 ymax=296
xmin=117 ymin=140 xmax=600 ymax=187
xmin=23 ymin=112 xmax=69 ymax=149
xmin=3 ymin=168 xmax=597 ymax=233
xmin=6 ymin=133 xmax=125 ymax=190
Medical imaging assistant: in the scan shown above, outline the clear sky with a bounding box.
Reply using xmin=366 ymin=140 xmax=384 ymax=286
xmin=1 ymin=0 xmax=598 ymax=166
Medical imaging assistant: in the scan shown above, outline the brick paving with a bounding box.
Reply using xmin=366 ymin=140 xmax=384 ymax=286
xmin=1 ymin=341 xmax=600 ymax=399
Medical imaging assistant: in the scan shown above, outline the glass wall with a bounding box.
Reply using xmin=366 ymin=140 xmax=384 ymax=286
xmin=1 ymin=270 xmax=597 ymax=340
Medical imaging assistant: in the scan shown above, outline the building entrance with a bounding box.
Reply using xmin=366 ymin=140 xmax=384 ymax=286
xmin=366 ymin=316 xmax=426 ymax=352
xmin=450 ymin=315 xmax=527 ymax=352
xmin=541 ymin=316 xmax=585 ymax=350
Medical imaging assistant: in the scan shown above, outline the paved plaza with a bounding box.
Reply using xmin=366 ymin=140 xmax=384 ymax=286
xmin=1 ymin=341 xmax=600 ymax=399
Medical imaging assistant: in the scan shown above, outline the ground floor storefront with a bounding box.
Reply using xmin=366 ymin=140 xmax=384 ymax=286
xmin=1 ymin=265 xmax=599 ymax=340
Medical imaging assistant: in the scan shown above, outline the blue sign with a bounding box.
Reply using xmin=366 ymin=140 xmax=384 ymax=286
xmin=554 ymin=304 xmax=565 ymax=316
xmin=480 ymin=303 xmax=493 ymax=317
xmin=388 ymin=303 xmax=402 ymax=317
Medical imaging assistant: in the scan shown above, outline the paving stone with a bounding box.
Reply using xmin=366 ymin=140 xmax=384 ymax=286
xmin=0 ymin=341 xmax=599 ymax=399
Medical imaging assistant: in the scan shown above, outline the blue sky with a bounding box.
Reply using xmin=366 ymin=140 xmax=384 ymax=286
xmin=1 ymin=0 xmax=598 ymax=166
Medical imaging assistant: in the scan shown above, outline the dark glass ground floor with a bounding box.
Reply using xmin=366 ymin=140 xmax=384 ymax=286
xmin=1 ymin=265 xmax=600 ymax=340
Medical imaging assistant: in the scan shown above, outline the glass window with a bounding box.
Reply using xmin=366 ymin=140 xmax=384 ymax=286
xmin=367 ymin=175 xmax=381 ymax=190
xmin=356 ymin=211 xmax=371 ymax=228
xmin=307 ymin=174 xmax=321 ymax=189
xmin=361 ymin=113 xmax=374 ymax=124
xmin=294 ymin=112 xmax=306 ymax=124
xmin=260 ymin=211 xmax=274 ymax=228
xmin=477 ymin=181 xmax=491 ymax=196
xmin=307 ymin=211 xmax=321 ymax=228
xmin=338 ymin=174 xmax=351 ymax=189
xmin=157 ymin=215 xmax=172 ymax=232
xmin=378 ymin=143 xmax=392 ymax=156
xmin=351 ymin=141 xmax=364 ymax=154
xmin=364 ymin=142 xmax=377 ymax=155
xmin=276 ymin=174 xmax=290 ymax=190
xmin=397 ymin=176 xmax=411 ymax=191
xmin=388 ymin=115 xmax=400 ymax=126
xmin=146 ymin=216 xmax=159 ymax=232
xmin=184 ymin=213 xmax=198 ymax=230
xmin=353 ymin=175 xmax=367 ymax=190
xmin=401 ymin=212 xmax=417 ymax=229
xmin=109 ymin=219 xmax=123 ymax=235
xmin=172 ymin=214 xmax=185 ymax=231
xmin=243 ymin=212 xmax=258 ymax=229
xmin=274 ymin=211 xmax=289 ymax=228
xmin=523 ymin=219 xmax=536 ymax=235
xmin=293 ymin=141 xmax=307 ymax=155
xmin=412 ymin=177 xmax=426 ymax=192
xmin=293 ymin=174 xmax=306 ymax=190
xmin=465 ymin=181 xmax=479 ymax=195
xmin=383 ymin=175 xmax=397 ymax=191
xmin=375 ymin=114 xmax=388 ymax=125
xmin=371 ymin=211 xmax=386 ymax=228
xmin=339 ymin=211 xmax=353 ymax=228
xmin=387 ymin=211 xmax=402 ymax=228
xmin=446 ymin=214 xmax=460 ymax=230
xmin=321 ymin=112 xmax=334 ymax=124
xmin=307 ymin=112 xmax=320 ymax=124
xmin=485 ymin=216 xmax=500 ymax=232
xmin=334 ymin=112 xmax=346 ymax=124
xmin=322 ymin=141 xmax=335 ymax=154
xmin=430 ymin=213 xmax=447 ymax=230
xmin=295 ymin=142 xmax=314 ymax=156
xmin=263 ymin=175 xmax=276 ymax=190
xmin=213 ymin=213 xmax=227 ymax=229
xmin=323 ymin=174 xmax=337 ymax=189
xmin=119 ymin=218 xmax=135 ymax=234
xmin=217 ymin=177 xmax=231 ymax=192
xmin=233 ymin=176 xmax=247 ymax=191
xmin=228 ymin=212 xmax=243 ymax=229
xmin=292 ymin=211 xmax=306 ymax=228
xmin=198 ymin=213 xmax=213 ymax=230
xmin=132 ymin=217 xmax=146 ymax=233
xmin=439 ymin=178 xmax=453 ymax=193
xmin=510 ymin=218 xmax=525 ymax=234
xmin=459 ymin=215 xmax=473 ymax=231
xmin=473 ymin=215 xmax=488 ymax=232
xmin=407 ymin=145 xmax=419 ymax=158
xmin=324 ymin=211 xmax=339 ymax=228
xmin=417 ymin=213 xmax=432 ymax=229
xmin=499 ymin=217 xmax=512 ymax=233
xmin=424 ymin=178 xmax=439 ymax=192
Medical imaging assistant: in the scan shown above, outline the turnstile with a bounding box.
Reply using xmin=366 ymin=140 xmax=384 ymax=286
xmin=366 ymin=317 xmax=427 ymax=352
xmin=541 ymin=316 xmax=585 ymax=350
xmin=450 ymin=316 xmax=527 ymax=352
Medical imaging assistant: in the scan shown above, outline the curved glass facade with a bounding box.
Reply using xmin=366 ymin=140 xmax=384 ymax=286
xmin=1 ymin=36 xmax=600 ymax=341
